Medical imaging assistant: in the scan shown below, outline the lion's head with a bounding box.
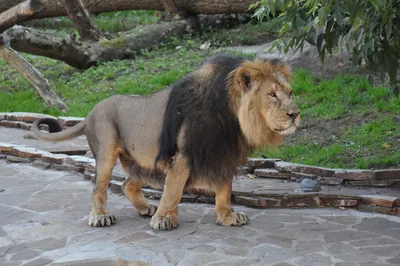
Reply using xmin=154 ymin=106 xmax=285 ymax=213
xmin=229 ymin=58 xmax=300 ymax=147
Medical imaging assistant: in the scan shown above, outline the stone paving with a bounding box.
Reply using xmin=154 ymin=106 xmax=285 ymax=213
xmin=1 ymin=161 xmax=400 ymax=266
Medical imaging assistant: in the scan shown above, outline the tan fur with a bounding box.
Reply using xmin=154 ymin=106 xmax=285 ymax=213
xmin=150 ymin=153 xmax=190 ymax=230
xmin=31 ymin=56 xmax=300 ymax=231
xmin=214 ymin=181 xmax=247 ymax=225
xmin=121 ymin=179 xmax=157 ymax=216
xmin=195 ymin=63 xmax=216 ymax=83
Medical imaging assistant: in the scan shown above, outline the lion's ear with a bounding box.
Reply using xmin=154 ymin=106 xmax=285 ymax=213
xmin=237 ymin=67 xmax=252 ymax=92
xmin=243 ymin=73 xmax=251 ymax=91
xmin=274 ymin=71 xmax=289 ymax=85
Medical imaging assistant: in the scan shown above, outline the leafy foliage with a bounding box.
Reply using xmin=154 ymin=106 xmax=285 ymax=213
xmin=250 ymin=0 xmax=400 ymax=95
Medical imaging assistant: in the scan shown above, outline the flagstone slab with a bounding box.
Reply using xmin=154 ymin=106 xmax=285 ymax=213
xmin=274 ymin=161 xmax=335 ymax=177
xmin=334 ymin=169 xmax=375 ymax=180
xmin=4 ymin=112 xmax=56 ymax=123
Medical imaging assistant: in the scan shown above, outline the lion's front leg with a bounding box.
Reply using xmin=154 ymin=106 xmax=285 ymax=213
xmin=215 ymin=180 xmax=249 ymax=226
xmin=150 ymin=153 xmax=190 ymax=231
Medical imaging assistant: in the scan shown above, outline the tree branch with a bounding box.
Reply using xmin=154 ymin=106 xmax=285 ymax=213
xmin=63 ymin=0 xmax=103 ymax=41
xmin=0 ymin=0 xmax=43 ymax=33
xmin=0 ymin=38 xmax=69 ymax=112
xmin=5 ymin=19 xmax=193 ymax=69
xmin=0 ymin=0 xmax=256 ymax=29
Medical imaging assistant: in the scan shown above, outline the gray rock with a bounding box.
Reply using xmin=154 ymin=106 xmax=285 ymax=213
xmin=300 ymin=178 xmax=321 ymax=192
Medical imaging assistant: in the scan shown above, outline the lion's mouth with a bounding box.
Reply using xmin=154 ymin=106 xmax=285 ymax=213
xmin=275 ymin=124 xmax=297 ymax=136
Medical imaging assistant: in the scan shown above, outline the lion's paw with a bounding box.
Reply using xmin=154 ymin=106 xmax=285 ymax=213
xmin=217 ymin=212 xmax=249 ymax=227
xmin=150 ymin=213 xmax=178 ymax=231
xmin=88 ymin=213 xmax=116 ymax=227
xmin=138 ymin=204 xmax=158 ymax=217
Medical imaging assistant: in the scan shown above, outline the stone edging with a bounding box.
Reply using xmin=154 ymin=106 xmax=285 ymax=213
xmin=247 ymin=158 xmax=400 ymax=187
xmin=1 ymin=142 xmax=399 ymax=217
xmin=0 ymin=112 xmax=399 ymax=216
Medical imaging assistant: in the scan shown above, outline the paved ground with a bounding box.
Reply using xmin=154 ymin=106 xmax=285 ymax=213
xmin=1 ymin=161 xmax=400 ymax=266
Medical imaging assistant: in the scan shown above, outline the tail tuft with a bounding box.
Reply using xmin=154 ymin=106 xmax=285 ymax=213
xmin=36 ymin=118 xmax=63 ymax=133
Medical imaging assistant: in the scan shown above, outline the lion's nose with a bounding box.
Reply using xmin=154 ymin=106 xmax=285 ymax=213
xmin=287 ymin=112 xmax=299 ymax=120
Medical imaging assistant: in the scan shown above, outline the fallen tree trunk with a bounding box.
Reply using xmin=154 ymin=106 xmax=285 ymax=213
xmin=63 ymin=0 xmax=103 ymax=41
xmin=0 ymin=0 xmax=256 ymax=21
xmin=0 ymin=39 xmax=69 ymax=112
xmin=0 ymin=0 xmax=43 ymax=33
xmin=4 ymin=19 xmax=194 ymax=69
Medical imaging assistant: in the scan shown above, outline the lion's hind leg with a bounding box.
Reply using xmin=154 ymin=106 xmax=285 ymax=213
xmin=88 ymin=145 xmax=119 ymax=227
xmin=121 ymin=178 xmax=157 ymax=217
xmin=215 ymin=181 xmax=249 ymax=226
xmin=119 ymin=155 xmax=158 ymax=217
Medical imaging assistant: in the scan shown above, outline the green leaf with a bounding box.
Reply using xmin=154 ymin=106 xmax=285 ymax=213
xmin=370 ymin=0 xmax=380 ymax=8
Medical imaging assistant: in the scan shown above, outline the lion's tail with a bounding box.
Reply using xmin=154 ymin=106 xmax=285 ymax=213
xmin=31 ymin=118 xmax=86 ymax=142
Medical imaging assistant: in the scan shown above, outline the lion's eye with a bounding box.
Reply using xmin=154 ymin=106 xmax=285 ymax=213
xmin=289 ymin=91 xmax=293 ymax=97
xmin=269 ymin=92 xmax=277 ymax=98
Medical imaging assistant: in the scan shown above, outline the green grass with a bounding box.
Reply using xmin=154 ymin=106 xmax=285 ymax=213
xmin=0 ymin=46 xmax=213 ymax=116
xmin=259 ymin=114 xmax=400 ymax=169
xmin=1 ymin=13 xmax=399 ymax=169
xmin=258 ymin=70 xmax=400 ymax=169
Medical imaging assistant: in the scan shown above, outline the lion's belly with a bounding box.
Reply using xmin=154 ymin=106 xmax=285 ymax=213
xmin=117 ymin=89 xmax=171 ymax=170
xmin=124 ymin=124 xmax=161 ymax=169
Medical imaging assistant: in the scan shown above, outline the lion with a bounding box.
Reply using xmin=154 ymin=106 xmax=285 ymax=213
xmin=31 ymin=54 xmax=300 ymax=231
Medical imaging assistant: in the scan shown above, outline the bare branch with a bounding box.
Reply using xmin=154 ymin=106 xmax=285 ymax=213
xmin=0 ymin=0 xmax=43 ymax=33
xmin=5 ymin=19 xmax=193 ymax=69
xmin=0 ymin=40 xmax=69 ymax=112
xmin=63 ymin=0 xmax=103 ymax=41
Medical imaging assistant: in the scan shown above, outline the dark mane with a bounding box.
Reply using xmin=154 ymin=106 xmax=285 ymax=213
xmin=156 ymin=54 xmax=254 ymax=182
